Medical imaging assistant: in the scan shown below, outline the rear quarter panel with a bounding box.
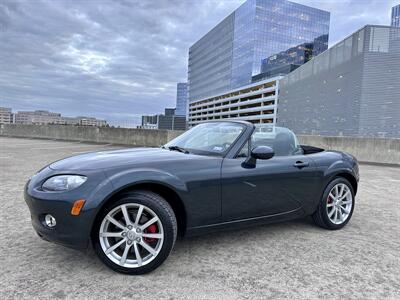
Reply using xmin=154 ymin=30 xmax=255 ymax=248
xmin=307 ymin=150 xmax=359 ymax=212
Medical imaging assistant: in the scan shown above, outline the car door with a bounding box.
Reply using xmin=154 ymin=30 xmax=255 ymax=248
xmin=220 ymin=128 xmax=320 ymax=221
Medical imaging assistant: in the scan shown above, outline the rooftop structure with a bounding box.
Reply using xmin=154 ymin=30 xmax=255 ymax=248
xmin=277 ymin=25 xmax=400 ymax=138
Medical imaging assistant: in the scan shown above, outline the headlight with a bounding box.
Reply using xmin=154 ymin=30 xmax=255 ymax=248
xmin=42 ymin=175 xmax=87 ymax=192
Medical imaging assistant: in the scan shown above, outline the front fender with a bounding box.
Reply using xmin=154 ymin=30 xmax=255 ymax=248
xmin=105 ymin=168 xmax=188 ymax=196
xmin=84 ymin=168 xmax=188 ymax=240
xmin=90 ymin=168 xmax=188 ymax=215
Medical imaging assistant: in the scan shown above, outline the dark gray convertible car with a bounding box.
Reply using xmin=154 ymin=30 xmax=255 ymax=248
xmin=25 ymin=121 xmax=359 ymax=274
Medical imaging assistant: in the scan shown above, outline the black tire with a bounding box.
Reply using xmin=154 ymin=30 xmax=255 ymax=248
xmin=312 ymin=177 xmax=355 ymax=230
xmin=92 ymin=190 xmax=177 ymax=275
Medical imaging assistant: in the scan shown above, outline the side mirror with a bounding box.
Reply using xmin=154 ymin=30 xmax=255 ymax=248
xmin=242 ymin=146 xmax=274 ymax=168
xmin=251 ymin=146 xmax=274 ymax=160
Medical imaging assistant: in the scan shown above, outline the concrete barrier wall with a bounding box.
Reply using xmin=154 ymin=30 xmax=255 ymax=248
xmin=1 ymin=124 xmax=398 ymax=165
xmin=298 ymin=135 xmax=399 ymax=165
xmin=0 ymin=124 xmax=183 ymax=147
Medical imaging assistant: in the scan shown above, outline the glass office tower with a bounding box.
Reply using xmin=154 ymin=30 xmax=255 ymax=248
xmin=392 ymin=4 xmax=400 ymax=27
xmin=188 ymin=0 xmax=330 ymax=102
xmin=175 ymin=83 xmax=188 ymax=117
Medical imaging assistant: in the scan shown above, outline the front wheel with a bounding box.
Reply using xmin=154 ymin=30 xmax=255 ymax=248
xmin=92 ymin=190 xmax=177 ymax=275
xmin=313 ymin=177 xmax=355 ymax=230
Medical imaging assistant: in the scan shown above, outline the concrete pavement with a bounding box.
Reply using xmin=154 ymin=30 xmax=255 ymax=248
xmin=0 ymin=137 xmax=399 ymax=299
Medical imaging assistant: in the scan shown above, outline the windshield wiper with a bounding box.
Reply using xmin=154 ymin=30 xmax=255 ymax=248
xmin=166 ymin=145 xmax=189 ymax=154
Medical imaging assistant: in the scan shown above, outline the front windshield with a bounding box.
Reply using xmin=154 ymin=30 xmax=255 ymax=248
xmin=164 ymin=122 xmax=244 ymax=155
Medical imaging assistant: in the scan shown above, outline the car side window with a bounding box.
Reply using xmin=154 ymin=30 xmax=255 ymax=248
xmin=235 ymin=126 xmax=303 ymax=158
xmin=251 ymin=132 xmax=295 ymax=156
xmin=251 ymin=126 xmax=303 ymax=157
xmin=251 ymin=134 xmax=274 ymax=149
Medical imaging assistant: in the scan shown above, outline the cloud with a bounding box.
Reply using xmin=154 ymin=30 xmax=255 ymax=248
xmin=0 ymin=0 xmax=396 ymax=125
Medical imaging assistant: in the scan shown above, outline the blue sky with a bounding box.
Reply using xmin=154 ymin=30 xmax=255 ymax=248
xmin=0 ymin=0 xmax=398 ymax=125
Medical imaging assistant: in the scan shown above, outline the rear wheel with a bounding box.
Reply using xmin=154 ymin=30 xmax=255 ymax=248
xmin=92 ymin=190 xmax=177 ymax=274
xmin=313 ymin=177 xmax=355 ymax=230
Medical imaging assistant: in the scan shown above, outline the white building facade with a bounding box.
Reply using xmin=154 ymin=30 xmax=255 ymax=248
xmin=0 ymin=107 xmax=13 ymax=124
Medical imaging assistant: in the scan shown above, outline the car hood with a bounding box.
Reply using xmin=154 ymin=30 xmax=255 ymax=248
xmin=49 ymin=147 xmax=189 ymax=171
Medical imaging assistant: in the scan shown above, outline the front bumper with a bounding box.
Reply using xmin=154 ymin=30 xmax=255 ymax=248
xmin=24 ymin=167 xmax=113 ymax=250
xmin=24 ymin=189 xmax=92 ymax=249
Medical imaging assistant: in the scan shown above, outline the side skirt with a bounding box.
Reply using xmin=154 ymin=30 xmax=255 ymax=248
xmin=184 ymin=208 xmax=305 ymax=237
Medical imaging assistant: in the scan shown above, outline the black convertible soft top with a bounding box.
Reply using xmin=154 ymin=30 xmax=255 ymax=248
xmin=301 ymin=145 xmax=325 ymax=155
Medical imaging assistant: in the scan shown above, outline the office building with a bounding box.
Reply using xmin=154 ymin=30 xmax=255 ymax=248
xmin=14 ymin=110 xmax=62 ymax=125
xmin=189 ymin=76 xmax=282 ymax=127
xmin=175 ymin=83 xmax=188 ymax=117
xmin=0 ymin=107 xmax=13 ymax=124
xmin=392 ymin=4 xmax=400 ymax=27
xmin=277 ymin=25 xmax=400 ymax=138
xmin=141 ymin=115 xmax=158 ymax=129
xmin=141 ymin=108 xmax=186 ymax=130
xmin=13 ymin=110 xmax=107 ymax=127
xmin=58 ymin=116 xmax=81 ymax=125
xmin=164 ymin=108 xmax=176 ymax=116
xmin=76 ymin=116 xmax=107 ymax=127
xmin=188 ymin=0 xmax=330 ymax=102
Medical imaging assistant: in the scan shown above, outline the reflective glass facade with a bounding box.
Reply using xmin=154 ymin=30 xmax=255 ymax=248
xmin=392 ymin=4 xmax=400 ymax=27
xmin=232 ymin=0 xmax=330 ymax=88
xmin=175 ymin=82 xmax=188 ymax=117
xmin=260 ymin=36 xmax=328 ymax=76
xmin=188 ymin=0 xmax=330 ymax=102
xmin=188 ymin=14 xmax=235 ymax=102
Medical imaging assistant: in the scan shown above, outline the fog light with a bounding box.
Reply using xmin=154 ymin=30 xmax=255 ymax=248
xmin=44 ymin=214 xmax=56 ymax=228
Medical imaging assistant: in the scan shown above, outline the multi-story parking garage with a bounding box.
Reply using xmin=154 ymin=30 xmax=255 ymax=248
xmin=188 ymin=76 xmax=282 ymax=127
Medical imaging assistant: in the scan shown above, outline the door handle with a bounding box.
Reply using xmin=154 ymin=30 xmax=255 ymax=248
xmin=293 ymin=161 xmax=309 ymax=168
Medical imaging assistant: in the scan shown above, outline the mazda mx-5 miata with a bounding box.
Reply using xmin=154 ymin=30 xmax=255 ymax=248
xmin=25 ymin=121 xmax=359 ymax=274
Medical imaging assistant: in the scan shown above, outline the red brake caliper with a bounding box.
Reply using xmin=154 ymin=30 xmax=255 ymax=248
xmin=144 ymin=224 xmax=157 ymax=243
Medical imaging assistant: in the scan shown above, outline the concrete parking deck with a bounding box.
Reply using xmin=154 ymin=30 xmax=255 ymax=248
xmin=0 ymin=137 xmax=399 ymax=299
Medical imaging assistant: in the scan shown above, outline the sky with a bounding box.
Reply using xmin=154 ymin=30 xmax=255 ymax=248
xmin=0 ymin=0 xmax=397 ymax=126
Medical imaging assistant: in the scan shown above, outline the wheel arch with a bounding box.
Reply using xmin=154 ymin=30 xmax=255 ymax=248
xmin=323 ymin=159 xmax=358 ymax=195
xmin=333 ymin=172 xmax=358 ymax=195
xmin=91 ymin=181 xmax=187 ymax=237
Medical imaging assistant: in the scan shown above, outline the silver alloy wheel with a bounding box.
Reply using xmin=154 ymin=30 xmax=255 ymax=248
xmin=99 ymin=203 xmax=164 ymax=268
xmin=326 ymin=183 xmax=353 ymax=225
